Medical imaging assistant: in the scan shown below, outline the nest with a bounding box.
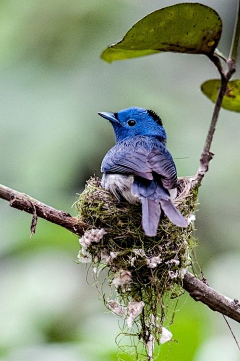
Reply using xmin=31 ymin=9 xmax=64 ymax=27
xmin=75 ymin=176 xmax=198 ymax=360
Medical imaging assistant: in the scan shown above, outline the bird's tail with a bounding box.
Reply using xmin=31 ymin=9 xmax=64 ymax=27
xmin=133 ymin=178 xmax=188 ymax=237
xmin=141 ymin=198 xmax=161 ymax=237
xmin=160 ymin=198 xmax=188 ymax=228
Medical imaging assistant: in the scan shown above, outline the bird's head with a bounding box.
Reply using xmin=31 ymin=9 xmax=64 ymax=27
xmin=98 ymin=107 xmax=167 ymax=143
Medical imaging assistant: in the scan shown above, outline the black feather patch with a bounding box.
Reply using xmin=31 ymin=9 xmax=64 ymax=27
xmin=147 ymin=109 xmax=163 ymax=126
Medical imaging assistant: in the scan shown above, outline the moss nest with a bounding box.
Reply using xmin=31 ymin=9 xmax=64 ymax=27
xmin=76 ymin=176 xmax=198 ymax=359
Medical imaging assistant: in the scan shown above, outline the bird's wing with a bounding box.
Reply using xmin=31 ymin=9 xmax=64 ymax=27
xmin=101 ymin=141 xmax=153 ymax=180
xmin=101 ymin=137 xmax=177 ymax=188
xmin=148 ymin=146 xmax=178 ymax=189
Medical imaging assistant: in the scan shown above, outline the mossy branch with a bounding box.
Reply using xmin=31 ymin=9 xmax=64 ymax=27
xmin=1 ymin=182 xmax=240 ymax=324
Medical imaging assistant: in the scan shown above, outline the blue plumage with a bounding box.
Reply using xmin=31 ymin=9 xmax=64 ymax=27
xmin=99 ymin=107 xmax=187 ymax=237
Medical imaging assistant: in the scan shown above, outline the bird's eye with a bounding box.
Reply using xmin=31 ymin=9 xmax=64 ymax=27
xmin=128 ymin=119 xmax=136 ymax=126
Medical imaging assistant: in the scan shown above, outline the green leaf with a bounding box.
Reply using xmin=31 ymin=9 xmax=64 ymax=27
xmin=201 ymin=79 xmax=240 ymax=112
xmin=101 ymin=3 xmax=222 ymax=63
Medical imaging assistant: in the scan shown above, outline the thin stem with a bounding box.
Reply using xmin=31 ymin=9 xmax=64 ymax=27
xmin=229 ymin=0 xmax=240 ymax=62
xmin=195 ymin=74 xmax=227 ymax=184
xmin=195 ymin=0 xmax=240 ymax=185
xmin=222 ymin=315 xmax=240 ymax=350
xmin=203 ymin=76 xmax=226 ymax=151
xmin=214 ymin=48 xmax=227 ymax=63
xmin=209 ymin=53 xmax=225 ymax=77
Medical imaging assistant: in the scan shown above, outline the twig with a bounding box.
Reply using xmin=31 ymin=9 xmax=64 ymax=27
xmin=0 ymin=183 xmax=240 ymax=324
xmin=195 ymin=60 xmax=235 ymax=185
xmin=195 ymin=72 xmax=227 ymax=184
xmin=195 ymin=0 xmax=240 ymax=185
xmin=30 ymin=204 xmax=38 ymax=238
xmin=223 ymin=315 xmax=240 ymax=350
xmin=183 ymin=272 xmax=240 ymax=323
xmin=0 ymin=184 xmax=85 ymax=236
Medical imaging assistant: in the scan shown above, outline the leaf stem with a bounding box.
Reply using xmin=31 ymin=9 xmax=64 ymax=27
xmin=214 ymin=48 xmax=227 ymax=63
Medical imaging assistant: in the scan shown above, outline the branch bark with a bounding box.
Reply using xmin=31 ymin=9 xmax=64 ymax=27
xmin=195 ymin=58 xmax=236 ymax=185
xmin=0 ymin=184 xmax=85 ymax=236
xmin=1 ymin=183 xmax=240 ymax=324
xmin=183 ymin=272 xmax=240 ymax=323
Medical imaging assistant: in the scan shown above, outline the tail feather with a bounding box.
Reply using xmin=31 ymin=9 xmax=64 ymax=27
xmin=141 ymin=198 xmax=161 ymax=237
xmin=160 ymin=199 xmax=188 ymax=228
xmin=133 ymin=178 xmax=188 ymax=236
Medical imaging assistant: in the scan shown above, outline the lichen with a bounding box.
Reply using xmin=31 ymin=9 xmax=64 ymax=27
xmin=75 ymin=176 xmax=198 ymax=360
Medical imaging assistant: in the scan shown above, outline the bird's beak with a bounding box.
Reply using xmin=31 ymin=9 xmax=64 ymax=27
xmin=98 ymin=111 xmax=118 ymax=123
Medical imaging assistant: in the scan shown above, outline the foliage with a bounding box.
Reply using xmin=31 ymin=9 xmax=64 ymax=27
xmin=201 ymin=79 xmax=240 ymax=112
xmin=102 ymin=4 xmax=222 ymax=63
xmin=101 ymin=2 xmax=240 ymax=113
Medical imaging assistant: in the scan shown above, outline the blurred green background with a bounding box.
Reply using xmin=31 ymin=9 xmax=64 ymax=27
xmin=0 ymin=0 xmax=240 ymax=360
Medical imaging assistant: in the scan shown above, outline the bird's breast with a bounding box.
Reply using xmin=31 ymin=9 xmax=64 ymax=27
xmin=101 ymin=173 xmax=140 ymax=204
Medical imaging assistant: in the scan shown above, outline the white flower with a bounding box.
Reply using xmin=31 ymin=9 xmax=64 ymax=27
xmin=133 ymin=249 xmax=146 ymax=257
xmin=77 ymin=249 xmax=92 ymax=263
xmin=179 ymin=268 xmax=187 ymax=279
xmin=168 ymin=270 xmax=178 ymax=279
xmin=79 ymin=228 xmax=106 ymax=248
xmin=188 ymin=214 xmax=196 ymax=224
xmin=147 ymin=256 xmax=162 ymax=268
xmin=101 ymin=249 xmax=111 ymax=264
xmin=147 ymin=334 xmax=155 ymax=360
xmin=79 ymin=236 xmax=92 ymax=248
xmin=160 ymin=327 xmax=172 ymax=344
xmin=108 ymin=300 xmax=126 ymax=316
xmin=127 ymin=301 xmax=145 ymax=327
xmin=112 ymin=270 xmax=132 ymax=287
xmin=110 ymin=252 xmax=119 ymax=259
xmin=131 ymin=256 xmax=138 ymax=266
xmin=166 ymin=259 xmax=180 ymax=266
xmin=100 ymin=250 xmax=120 ymax=264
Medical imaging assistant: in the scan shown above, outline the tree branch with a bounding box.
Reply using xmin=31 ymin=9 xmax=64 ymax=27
xmin=0 ymin=183 xmax=240 ymax=324
xmin=0 ymin=184 xmax=85 ymax=236
xmin=183 ymin=272 xmax=240 ymax=323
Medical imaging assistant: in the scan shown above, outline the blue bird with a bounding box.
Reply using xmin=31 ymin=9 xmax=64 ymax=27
xmin=98 ymin=107 xmax=188 ymax=237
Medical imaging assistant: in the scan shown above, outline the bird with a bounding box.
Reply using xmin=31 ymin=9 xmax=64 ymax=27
xmin=98 ymin=107 xmax=188 ymax=237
